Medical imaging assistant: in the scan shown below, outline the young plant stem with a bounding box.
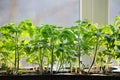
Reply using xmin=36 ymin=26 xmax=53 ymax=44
xmin=17 ymin=37 xmax=19 ymax=73
xmin=75 ymin=59 xmax=78 ymax=73
xmin=41 ymin=51 xmax=43 ymax=73
xmin=56 ymin=58 xmax=60 ymax=71
xmin=15 ymin=32 xmax=19 ymax=74
xmin=88 ymin=36 xmax=99 ymax=73
xmin=39 ymin=47 xmax=43 ymax=74
xmin=70 ymin=61 xmax=72 ymax=73
xmin=58 ymin=62 xmax=62 ymax=72
xmin=78 ymin=44 xmax=81 ymax=73
xmin=57 ymin=52 xmax=64 ymax=72
xmin=61 ymin=51 xmax=64 ymax=71
xmin=78 ymin=26 xmax=81 ymax=73
xmin=15 ymin=46 xmax=17 ymax=71
xmin=47 ymin=57 xmax=50 ymax=72
xmin=56 ymin=61 xmax=59 ymax=71
xmin=57 ymin=56 xmax=62 ymax=71
xmin=51 ymin=44 xmax=54 ymax=74
xmin=15 ymin=37 xmax=17 ymax=73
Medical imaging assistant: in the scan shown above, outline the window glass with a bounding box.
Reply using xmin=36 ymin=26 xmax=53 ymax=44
xmin=0 ymin=0 xmax=80 ymax=27
xmin=109 ymin=0 xmax=120 ymax=23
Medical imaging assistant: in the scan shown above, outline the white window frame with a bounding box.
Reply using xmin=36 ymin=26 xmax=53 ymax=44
xmin=81 ymin=0 xmax=109 ymax=25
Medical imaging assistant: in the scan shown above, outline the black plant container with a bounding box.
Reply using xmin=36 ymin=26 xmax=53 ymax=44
xmin=0 ymin=74 xmax=120 ymax=80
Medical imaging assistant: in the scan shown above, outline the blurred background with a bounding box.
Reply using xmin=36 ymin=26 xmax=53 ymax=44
xmin=0 ymin=0 xmax=79 ymax=27
xmin=109 ymin=0 xmax=120 ymax=23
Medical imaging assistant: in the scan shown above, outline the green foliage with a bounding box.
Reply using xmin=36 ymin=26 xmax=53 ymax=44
xmin=0 ymin=16 xmax=120 ymax=75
